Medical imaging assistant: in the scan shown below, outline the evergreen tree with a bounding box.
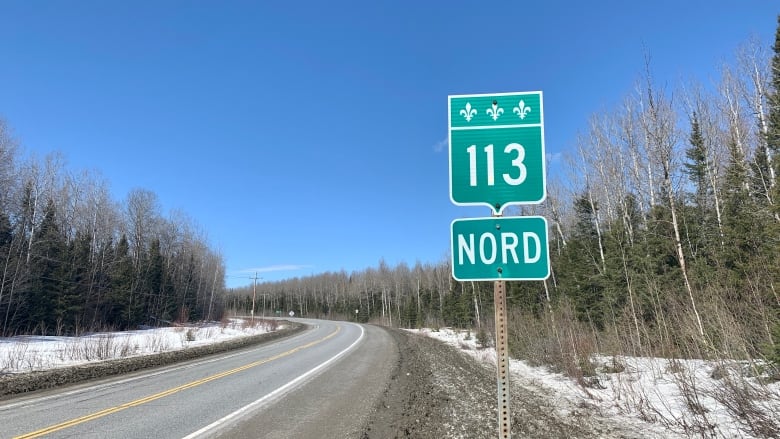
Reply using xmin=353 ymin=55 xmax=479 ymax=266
xmin=719 ymin=135 xmax=768 ymax=296
xmin=108 ymin=234 xmax=138 ymax=328
xmin=143 ymin=238 xmax=165 ymax=323
xmin=721 ymin=138 xmax=751 ymax=258
xmin=557 ymin=195 xmax=606 ymax=329
xmin=767 ymin=15 xmax=780 ymax=307
xmin=683 ymin=112 xmax=716 ymax=263
xmin=769 ymin=321 xmax=780 ymax=367
xmin=751 ymin=147 xmax=773 ymax=210
xmin=17 ymin=182 xmax=34 ymax=264
xmin=0 ymin=209 xmax=11 ymax=250
xmin=769 ymin=15 xmax=780 ymax=225
xmin=87 ymin=238 xmax=113 ymax=328
xmin=0 ymin=209 xmax=13 ymax=332
xmin=507 ymin=280 xmax=544 ymax=317
xmin=176 ymin=254 xmax=198 ymax=322
xmin=685 ymin=112 xmax=709 ymax=207
xmin=60 ymin=231 xmax=91 ymax=333
xmin=768 ymin=15 xmax=780 ymax=169
xmin=25 ymin=199 xmax=66 ymax=334
xmin=456 ymin=286 xmax=474 ymax=327
xmin=402 ymin=297 xmax=418 ymax=328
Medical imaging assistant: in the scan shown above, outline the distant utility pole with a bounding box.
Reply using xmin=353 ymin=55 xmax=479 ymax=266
xmin=251 ymin=272 xmax=262 ymax=324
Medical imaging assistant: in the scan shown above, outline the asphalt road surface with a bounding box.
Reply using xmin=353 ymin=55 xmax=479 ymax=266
xmin=0 ymin=319 xmax=396 ymax=439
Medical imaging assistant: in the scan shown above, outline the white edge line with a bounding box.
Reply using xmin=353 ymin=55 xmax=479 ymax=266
xmin=182 ymin=323 xmax=366 ymax=439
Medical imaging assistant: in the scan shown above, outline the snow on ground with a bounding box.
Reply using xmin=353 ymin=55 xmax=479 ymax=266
xmin=410 ymin=327 xmax=780 ymax=439
xmin=0 ymin=319 xmax=280 ymax=374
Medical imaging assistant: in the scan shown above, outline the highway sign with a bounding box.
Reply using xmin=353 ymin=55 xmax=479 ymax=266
xmin=451 ymin=216 xmax=550 ymax=281
xmin=449 ymin=91 xmax=546 ymax=214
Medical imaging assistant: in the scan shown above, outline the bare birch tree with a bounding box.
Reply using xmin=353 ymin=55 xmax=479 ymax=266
xmin=638 ymin=74 xmax=705 ymax=339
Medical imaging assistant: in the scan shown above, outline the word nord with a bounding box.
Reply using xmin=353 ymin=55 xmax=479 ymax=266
xmin=457 ymin=231 xmax=541 ymax=265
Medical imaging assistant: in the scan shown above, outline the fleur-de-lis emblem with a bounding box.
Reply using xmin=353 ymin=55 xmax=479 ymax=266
xmin=486 ymin=101 xmax=504 ymax=121
xmin=513 ymin=100 xmax=532 ymax=119
xmin=459 ymin=102 xmax=477 ymax=122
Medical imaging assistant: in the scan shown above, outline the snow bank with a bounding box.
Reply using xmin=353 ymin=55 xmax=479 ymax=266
xmin=0 ymin=319 xmax=281 ymax=374
xmin=410 ymin=327 xmax=780 ymax=439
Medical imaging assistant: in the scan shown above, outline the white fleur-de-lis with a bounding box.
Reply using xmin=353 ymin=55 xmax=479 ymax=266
xmin=486 ymin=101 xmax=504 ymax=121
xmin=513 ymin=100 xmax=532 ymax=119
xmin=459 ymin=102 xmax=477 ymax=122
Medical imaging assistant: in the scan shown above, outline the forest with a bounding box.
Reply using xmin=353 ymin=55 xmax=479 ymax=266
xmin=0 ymin=134 xmax=226 ymax=335
xmin=229 ymin=18 xmax=780 ymax=369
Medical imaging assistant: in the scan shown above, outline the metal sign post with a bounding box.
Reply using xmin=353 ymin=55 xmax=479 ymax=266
xmin=494 ymin=279 xmax=510 ymax=438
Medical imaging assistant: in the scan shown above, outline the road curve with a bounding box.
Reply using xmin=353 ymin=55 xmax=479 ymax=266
xmin=0 ymin=319 xmax=397 ymax=439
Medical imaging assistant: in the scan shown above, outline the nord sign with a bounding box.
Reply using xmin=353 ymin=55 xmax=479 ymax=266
xmin=448 ymin=91 xmax=546 ymax=214
xmin=451 ymin=216 xmax=550 ymax=281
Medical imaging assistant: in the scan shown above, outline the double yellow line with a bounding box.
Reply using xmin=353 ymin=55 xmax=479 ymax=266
xmin=15 ymin=326 xmax=340 ymax=439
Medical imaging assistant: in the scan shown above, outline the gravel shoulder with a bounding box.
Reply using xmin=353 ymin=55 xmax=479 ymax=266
xmin=361 ymin=328 xmax=644 ymax=439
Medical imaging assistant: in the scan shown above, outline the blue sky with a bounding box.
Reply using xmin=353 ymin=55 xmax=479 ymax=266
xmin=0 ymin=1 xmax=777 ymax=288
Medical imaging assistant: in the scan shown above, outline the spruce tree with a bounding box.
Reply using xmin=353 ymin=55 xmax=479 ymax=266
xmin=0 ymin=209 xmax=11 ymax=249
xmin=769 ymin=15 xmax=780 ymax=219
xmin=144 ymin=238 xmax=165 ymax=323
xmin=176 ymin=254 xmax=198 ymax=322
xmin=767 ymin=15 xmax=780 ymax=364
xmin=558 ymin=195 xmax=606 ymax=329
xmin=0 ymin=210 xmax=13 ymax=332
xmin=768 ymin=15 xmax=780 ymax=166
xmin=685 ymin=112 xmax=709 ymax=207
xmin=61 ymin=231 xmax=91 ymax=333
xmin=25 ymin=199 xmax=66 ymax=334
xmin=109 ymin=234 xmax=138 ymax=328
xmin=402 ymin=297 xmax=418 ymax=328
xmin=751 ymin=147 xmax=774 ymax=210
xmin=719 ymin=135 xmax=762 ymax=295
xmin=683 ymin=112 xmax=715 ymax=262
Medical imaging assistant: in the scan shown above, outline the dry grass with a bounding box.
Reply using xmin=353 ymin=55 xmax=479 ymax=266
xmin=0 ymin=318 xmax=281 ymax=374
xmin=505 ymin=296 xmax=780 ymax=438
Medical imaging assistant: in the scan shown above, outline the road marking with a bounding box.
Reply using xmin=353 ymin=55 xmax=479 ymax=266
xmin=182 ymin=322 xmax=365 ymax=439
xmin=13 ymin=325 xmax=342 ymax=439
xmin=1 ymin=325 xmax=318 ymax=412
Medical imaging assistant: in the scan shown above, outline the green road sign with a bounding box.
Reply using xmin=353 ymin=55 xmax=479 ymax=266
xmin=451 ymin=216 xmax=550 ymax=281
xmin=449 ymin=91 xmax=546 ymax=214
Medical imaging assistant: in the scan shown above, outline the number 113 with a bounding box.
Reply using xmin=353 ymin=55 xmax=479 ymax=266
xmin=466 ymin=143 xmax=527 ymax=187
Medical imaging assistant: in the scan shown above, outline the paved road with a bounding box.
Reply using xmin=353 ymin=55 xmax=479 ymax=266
xmin=0 ymin=320 xmax=397 ymax=439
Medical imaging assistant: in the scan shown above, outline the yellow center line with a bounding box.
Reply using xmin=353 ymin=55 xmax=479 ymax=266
xmin=14 ymin=325 xmax=341 ymax=439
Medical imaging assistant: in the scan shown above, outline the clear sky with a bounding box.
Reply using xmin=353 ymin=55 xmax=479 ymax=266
xmin=0 ymin=1 xmax=777 ymax=288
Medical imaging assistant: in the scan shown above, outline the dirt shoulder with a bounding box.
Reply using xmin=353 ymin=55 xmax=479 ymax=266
xmin=361 ymin=328 xmax=642 ymax=439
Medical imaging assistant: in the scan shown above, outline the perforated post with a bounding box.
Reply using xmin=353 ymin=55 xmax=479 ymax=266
xmin=494 ymin=279 xmax=510 ymax=438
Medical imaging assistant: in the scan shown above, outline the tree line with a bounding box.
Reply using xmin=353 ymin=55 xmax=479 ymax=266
xmin=229 ymin=17 xmax=780 ymax=366
xmin=0 ymin=125 xmax=226 ymax=335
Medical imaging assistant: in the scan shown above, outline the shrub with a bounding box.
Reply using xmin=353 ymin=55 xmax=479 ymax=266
xmin=476 ymin=327 xmax=492 ymax=349
xmin=601 ymin=356 xmax=626 ymax=374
